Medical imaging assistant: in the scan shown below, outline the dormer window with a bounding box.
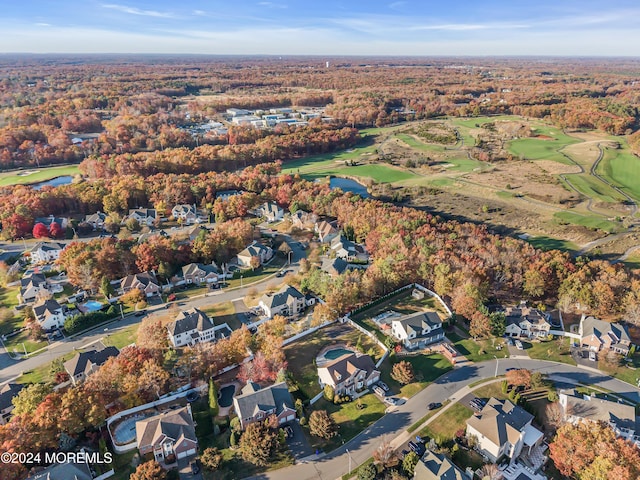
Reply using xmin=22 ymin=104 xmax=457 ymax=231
xmin=335 ymin=373 xmax=341 ymax=380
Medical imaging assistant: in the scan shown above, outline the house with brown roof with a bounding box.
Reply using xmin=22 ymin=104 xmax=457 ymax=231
xmin=136 ymin=405 xmax=198 ymax=464
xmin=466 ymin=397 xmax=543 ymax=464
xmin=314 ymin=220 xmax=338 ymax=243
xmin=233 ymin=381 xmax=296 ymax=430
xmin=290 ymin=210 xmax=317 ymax=230
xmin=579 ymin=315 xmax=631 ymax=355
xmin=237 ymin=241 xmax=273 ymax=268
xmin=317 ymin=352 xmax=380 ymax=396
xmin=119 ymin=271 xmax=162 ymax=298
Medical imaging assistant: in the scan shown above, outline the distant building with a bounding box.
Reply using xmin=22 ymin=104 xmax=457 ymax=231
xmin=30 ymin=242 xmax=65 ymax=264
xmin=256 ymin=202 xmax=284 ymax=223
xmin=215 ymin=190 xmax=242 ymax=201
xmin=83 ymin=211 xmax=107 ymax=230
xmin=125 ymin=208 xmax=157 ymax=227
xmin=237 ymin=241 xmax=273 ymax=268
xmin=33 ymin=215 xmax=68 ymax=229
xmin=226 ymin=108 xmax=251 ymax=117
xmin=233 ymin=381 xmax=296 ymax=430
xmin=166 ymin=308 xmax=232 ymax=348
xmin=290 ymin=210 xmax=318 ymax=230
xmin=171 ymin=204 xmax=200 ymax=224
xmin=136 ymin=406 xmax=198 ymax=463
xmin=64 ymin=345 xmax=120 ymax=385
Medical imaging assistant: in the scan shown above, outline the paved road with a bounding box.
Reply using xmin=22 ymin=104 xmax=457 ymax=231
xmin=246 ymin=358 xmax=640 ymax=480
xmin=0 ymin=234 xmax=306 ymax=385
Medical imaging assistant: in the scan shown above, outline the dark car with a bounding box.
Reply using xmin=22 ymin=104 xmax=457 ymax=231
xmin=401 ymin=449 xmax=410 ymax=458
xmin=284 ymin=425 xmax=294 ymax=438
xmin=428 ymin=402 xmax=442 ymax=410
xmin=408 ymin=441 xmax=425 ymax=457
xmin=378 ymin=381 xmax=390 ymax=392
xmin=190 ymin=461 xmax=200 ymax=474
xmin=134 ymin=310 xmax=146 ymax=317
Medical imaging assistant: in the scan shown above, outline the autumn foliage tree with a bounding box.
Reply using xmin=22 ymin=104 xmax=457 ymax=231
xmin=239 ymin=421 xmax=278 ymax=466
xmin=391 ymin=360 xmax=415 ymax=385
xmin=549 ymin=421 xmax=640 ymax=480
xmin=308 ymin=410 xmax=338 ymax=439
xmin=505 ymin=369 xmax=532 ymax=389
xmin=32 ymin=222 xmax=49 ymax=239
xmin=130 ymin=460 xmax=167 ymax=480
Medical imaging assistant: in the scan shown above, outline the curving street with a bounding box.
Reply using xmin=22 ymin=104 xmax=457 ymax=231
xmin=246 ymin=358 xmax=640 ymax=480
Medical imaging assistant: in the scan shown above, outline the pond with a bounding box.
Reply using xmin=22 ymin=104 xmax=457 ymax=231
xmin=329 ymin=177 xmax=370 ymax=198
xmin=31 ymin=176 xmax=74 ymax=190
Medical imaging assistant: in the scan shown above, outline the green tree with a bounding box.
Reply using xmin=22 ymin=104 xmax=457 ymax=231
xmin=239 ymin=421 xmax=278 ymax=466
xmin=402 ymin=451 xmax=419 ymax=476
xmin=489 ymin=311 xmax=506 ymax=337
xmin=324 ymin=384 xmax=335 ymax=401
xmin=201 ymin=447 xmax=223 ymax=471
xmin=100 ymin=276 xmax=114 ymax=299
xmin=357 ymin=463 xmax=377 ymax=480
xmin=209 ymin=378 xmax=219 ymax=417
xmin=12 ymin=383 xmax=53 ymax=415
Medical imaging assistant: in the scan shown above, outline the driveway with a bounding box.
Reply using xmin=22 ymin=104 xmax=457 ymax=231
xmin=571 ymin=346 xmax=598 ymax=368
xmin=286 ymin=421 xmax=315 ymax=459
xmin=177 ymin=456 xmax=202 ymax=480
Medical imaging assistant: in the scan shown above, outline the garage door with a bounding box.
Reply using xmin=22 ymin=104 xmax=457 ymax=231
xmin=177 ymin=448 xmax=197 ymax=459
xmin=286 ymin=414 xmax=295 ymax=422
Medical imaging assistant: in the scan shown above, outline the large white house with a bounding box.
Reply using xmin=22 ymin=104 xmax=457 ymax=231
xmin=390 ymin=311 xmax=444 ymax=349
xmin=30 ymin=242 xmax=65 ymax=264
xmin=33 ymin=298 xmax=68 ymax=331
xmin=166 ymin=308 xmax=232 ymax=348
xmin=18 ymin=273 xmax=50 ymax=304
xmin=256 ymin=202 xmax=284 ymax=223
xmin=504 ymin=303 xmax=553 ymax=339
xmin=258 ymin=284 xmax=310 ymax=318
xmin=125 ymin=208 xmax=157 ymax=226
xmin=171 ymin=204 xmax=206 ymax=224
xmin=466 ymin=397 xmax=543 ymax=464
xmin=318 ymin=352 xmax=380 ymax=396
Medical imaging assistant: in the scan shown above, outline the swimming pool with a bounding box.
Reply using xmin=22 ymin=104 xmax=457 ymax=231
xmin=323 ymin=348 xmax=354 ymax=361
xmin=81 ymin=300 xmax=103 ymax=312
xmin=218 ymin=385 xmax=236 ymax=408
xmin=111 ymin=413 xmax=149 ymax=446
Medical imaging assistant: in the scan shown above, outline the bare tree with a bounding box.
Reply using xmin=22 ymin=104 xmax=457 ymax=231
xmin=373 ymin=439 xmax=399 ymax=470
xmin=481 ymin=463 xmax=503 ymax=480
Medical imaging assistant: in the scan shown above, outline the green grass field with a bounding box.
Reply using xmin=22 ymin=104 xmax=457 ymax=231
xmin=554 ymin=211 xmax=620 ymax=233
xmin=524 ymin=235 xmax=578 ymax=253
xmin=563 ymin=173 xmax=627 ymax=204
xmin=0 ymin=165 xmax=80 ymax=187
xmin=598 ymin=143 xmax=640 ymax=202
xmin=508 ymin=137 xmax=578 ymax=165
xmin=418 ymin=402 xmax=473 ymax=442
xmin=395 ymin=133 xmax=446 ymax=152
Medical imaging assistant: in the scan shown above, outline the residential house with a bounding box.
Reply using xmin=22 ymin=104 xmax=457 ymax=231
xmin=290 ymin=210 xmax=318 ymax=230
xmin=0 ymin=383 xmax=25 ymax=425
xmin=317 ymin=352 xmax=380 ymax=396
xmin=136 ymin=406 xmax=198 ymax=463
xmin=33 ymin=215 xmax=68 ymax=229
xmin=84 ymin=211 xmax=107 ymax=230
xmin=321 ymin=257 xmax=349 ymax=277
xmin=559 ymin=389 xmax=639 ymax=444
xmin=215 ymin=190 xmax=241 ymax=201
xmin=226 ymin=108 xmax=251 ymax=117
xmin=414 ymin=450 xmax=470 ymax=480
xmin=233 ymin=381 xmax=296 ymax=430
xmin=579 ymin=315 xmax=631 ymax=355
xmin=315 ymin=220 xmax=338 ymax=243
xmin=125 ymin=208 xmax=158 ymax=227
xmin=466 ymin=397 xmax=543 ymax=464
xmin=259 ymin=284 xmax=309 ymax=318
xmin=172 ymin=204 xmax=206 ymax=224
xmin=33 ymin=298 xmax=67 ymax=331
xmin=64 ymin=344 xmax=120 ymax=385
xmin=18 ymin=273 xmax=49 ymax=303
xmin=120 ymin=271 xmax=162 ymax=297
xmin=237 ymin=241 xmax=273 ymax=268
xmin=181 ymin=262 xmax=221 ymax=286
xmin=25 ymin=460 xmax=92 ymax=480
xmin=390 ymin=311 xmax=445 ymax=350
xmin=256 ymin=202 xmax=284 ymax=223
xmin=330 ymin=235 xmax=368 ymax=262
xmin=166 ymin=308 xmax=232 ymax=348
xmin=29 ymin=242 xmax=65 ymax=264
xmin=504 ymin=304 xmax=553 ymax=339
xmin=187 ymin=225 xmax=208 ymax=242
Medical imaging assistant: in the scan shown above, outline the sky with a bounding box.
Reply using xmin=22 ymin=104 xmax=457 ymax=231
xmin=1 ymin=1 xmax=640 ymax=56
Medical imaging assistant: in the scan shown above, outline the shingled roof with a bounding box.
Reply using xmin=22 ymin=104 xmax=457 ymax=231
xmin=167 ymin=308 xmax=215 ymax=336
xmin=233 ymin=382 xmax=294 ymax=423
xmin=136 ymin=406 xmax=197 ymax=452
xmin=466 ymin=398 xmax=533 ymax=447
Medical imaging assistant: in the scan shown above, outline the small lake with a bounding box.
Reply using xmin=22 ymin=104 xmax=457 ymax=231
xmin=329 ymin=177 xmax=370 ymax=198
xmin=31 ymin=176 xmax=74 ymax=190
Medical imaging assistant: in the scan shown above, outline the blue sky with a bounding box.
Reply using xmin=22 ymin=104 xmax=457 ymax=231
xmin=1 ymin=1 xmax=639 ymax=55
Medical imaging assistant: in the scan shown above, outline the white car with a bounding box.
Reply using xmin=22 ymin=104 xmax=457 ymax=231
xmin=589 ymin=351 xmax=597 ymax=362
xmin=383 ymin=397 xmax=398 ymax=406
xmin=515 ymin=340 xmax=524 ymax=350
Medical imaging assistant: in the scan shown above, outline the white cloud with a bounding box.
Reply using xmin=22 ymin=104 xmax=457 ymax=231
xmin=34 ymin=22 xmax=51 ymax=27
xmin=258 ymin=2 xmax=288 ymax=9
xmin=102 ymin=3 xmax=176 ymax=19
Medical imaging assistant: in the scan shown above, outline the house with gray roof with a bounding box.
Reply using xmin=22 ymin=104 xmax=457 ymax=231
xmin=414 ymin=450 xmax=470 ymax=480
xmin=83 ymin=211 xmax=107 ymax=230
xmin=30 ymin=242 xmax=65 ymax=264
xmin=0 ymin=383 xmax=25 ymax=425
xmin=171 ymin=204 xmax=206 ymax=225
xmin=579 ymin=315 xmax=631 ymax=355
xmin=317 ymin=352 xmax=380 ymax=396
xmin=237 ymin=241 xmax=273 ymax=268
xmin=125 ymin=208 xmax=157 ymax=226
xmin=166 ymin=307 xmax=231 ymax=348
xmin=466 ymin=397 xmax=543 ymax=464
xmin=64 ymin=344 xmax=120 ymax=385
xmin=256 ymin=202 xmax=284 ymax=223
xmin=559 ymin=389 xmax=639 ymax=445
xmin=136 ymin=405 xmax=198 ymax=463
xmin=504 ymin=303 xmax=552 ymax=339
xmin=330 ymin=234 xmax=368 ymax=262
xmin=19 ymin=273 xmax=50 ymax=304
xmin=33 ymin=298 xmax=68 ymax=331
xmin=25 ymin=459 xmax=92 ymax=480
xmin=391 ymin=311 xmax=444 ymax=349
xmin=233 ymin=381 xmax=296 ymax=430
xmin=258 ymin=284 xmax=309 ymax=318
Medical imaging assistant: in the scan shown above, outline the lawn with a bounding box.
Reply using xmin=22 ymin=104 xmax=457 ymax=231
xmin=524 ymin=337 xmax=576 ymax=366
xmin=110 ymin=450 xmax=138 ymax=480
xmin=563 ymin=173 xmax=627 ymax=204
xmin=380 ymin=353 xmax=452 ymax=398
xmin=554 ymin=211 xmax=620 ymax=233
xmin=0 ymin=285 xmax=22 ymax=334
xmin=508 ymin=126 xmax=580 ymax=165
xmin=4 ymin=329 xmax=48 ymax=355
xmin=598 ymin=142 xmax=640 ymax=202
xmin=284 ymin=323 xmax=383 ymax=401
xmin=418 ymin=403 xmax=473 ymax=443
xmin=104 ymin=324 xmax=139 ymax=349
xmin=447 ymin=332 xmax=508 ymax=363
xmin=225 ymin=255 xmax=286 ymax=289
xmin=310 ymin=393 xmax=386 ymax=452
xmin=623 ymin=252 xmax=640 ymax=271
xmin=17 ymin=351 xmax=76 ymax=384
xmin=395 ymin=133 xmax=446 ymax=152
xmin=200 ymin=301 xmax=242 ymax=330
xmin=0 ymin=165 xmax=80 ymax=187
xmin=598 ymin=354 xmax=640 ymax=386
xmin=524 ymin=235 xmax=578 ymax=253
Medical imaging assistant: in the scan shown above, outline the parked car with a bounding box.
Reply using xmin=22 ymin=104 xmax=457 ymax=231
xmin=284 ymin=425 xmax=294 ymax=438
xmin=408 ymin=441 xmax=426 ymax=457
xmin=470 ymin=398 xmax=486 ymax=410
xmin=383 ymin=397 xmax=398 ymax=406
xmin=515 ymin=340 xmax=524 ymax=350
xmin=428 ymin=402 xmax=442 ymax=410
xmin=373 ymin=386 xmax=386 ymax=396
xmin=589 ymin=351 xmax=597 ymax=362
xmin=415 ymin=435 xmax=425 ymax=444
xmin=378 ymin=381 xmax=390 ymax=392
xmin=190 ymin=461 xmax=200 ymax=474
xmin=505 ymin=367 xmax=518 ymax=372
xmin=134 ymin=310 xmax=147 ymax=317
